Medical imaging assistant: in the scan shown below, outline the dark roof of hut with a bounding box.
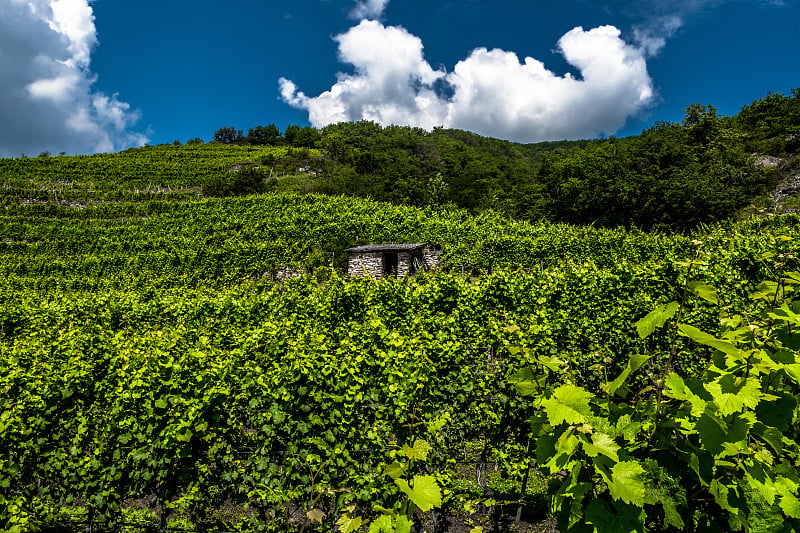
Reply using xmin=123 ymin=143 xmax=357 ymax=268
xmin=343 ymin=243 xmax=429 ymax=253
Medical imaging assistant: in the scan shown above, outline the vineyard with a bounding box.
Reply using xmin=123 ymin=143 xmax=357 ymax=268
xmin=1 ymin=144 xmax=800 ymax=532
xmin=0 ymin=144 xmax=319 ymax=204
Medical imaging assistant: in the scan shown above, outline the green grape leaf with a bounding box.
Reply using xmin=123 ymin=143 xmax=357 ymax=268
xmin=776 ymin=477 xmax=800 ymax=518
xmin=582 ymin=432 xmax=620 ymax=462
xmin=384 ymin=461 xmax=406 ymax=480
xmin=395 ymin=515 xmax=412 ymax=533
xmin=616 ymin=414 xmax=643 ymax=442
xmin=602 ymin=354 xmax=650 ymax=397
xmin=608 ymin=461 xmax=646 ymax=507
xmin=367 ymin=515 xmax=392 ymax=533
xmin=643 ymin=460 xmax=686 ymax=530
xmin=746 ymin=463 xmax=778 ymax=506
xmin=541 ymin=384 xmax=593 ymax=426
xmin=663 ymin=373 xmax=707 ymax=416
xmin=769 ymin=302 xmax=800 ymax=326
xmin=306 ymin=509 xmax=326 ymax=524
xmin=753 ymin=423 xmax=784 ymax=454
xmin=678 ymin=323 xmax=740 ymax=358
xmin=695 ymin=412 xmax=727 ymax=456
xmin=509 ymin=367 xmax=538 ymax=396
xmin=709 ymin=479 xmax=744 ymax=516
xmin=688 ymin=281 xmax=719 ymax=304
xmin=564 ymin=481 xmax=593 ymax=529
xmin=705 ymin=374 xmax=762 ymax=416
xmin=401 ymin=439 xmax=431 ymax=461
xmin=426 ymin=411 xmax=450 ymax=434
xmin=660 ymin=494 xmax=685 ymax=530
xmin=635 ymin=302 xmax=680 ymax=339
xmin=535 ymin=355 xmax=566 ymax=372
xmin=585 ymin=499 xmax=645 ymax=533
xmin=545 ymin=430 xmax=580 ymax=471
xmin=395 ymin=475 xmax=442 ymax=512
xmin=755 ymin=391 xmax=797 ymax=432
xmin=338 ymin=514 xmax=364 ymax=533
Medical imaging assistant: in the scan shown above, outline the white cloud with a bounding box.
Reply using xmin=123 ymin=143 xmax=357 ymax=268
xmin=0 ymin=0 xmax=147 ymax=156
xmin=350 ymin=0 xmax=389 ymax=20
xmin=280 ymin=21 xmax=655 ymax=143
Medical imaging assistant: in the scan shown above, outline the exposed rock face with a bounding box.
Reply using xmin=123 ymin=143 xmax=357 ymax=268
xmin=771 ymin=172 xmax=800 ymax=204
xmin=755 ymin=155 xmax=783 ymax=168
xmin=752 ymin=151 xmax=800 ymax=213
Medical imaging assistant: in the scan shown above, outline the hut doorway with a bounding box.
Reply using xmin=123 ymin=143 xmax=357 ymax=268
xmin=383 ymin=252 xmax=398 ymax=276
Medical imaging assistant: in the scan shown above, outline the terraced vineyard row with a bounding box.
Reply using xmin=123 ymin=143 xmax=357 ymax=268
xmin=0 ymin=144 xmax=312 ymax=203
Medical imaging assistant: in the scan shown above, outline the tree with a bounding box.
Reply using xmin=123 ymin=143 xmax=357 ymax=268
xmin=247 ymin=124 xmax=281 ymax=146
xmin=203 ymin=167 xmax=267 ymax=197
xmin=682 ymin=103 xmax=720 ymax=146
xmin=213 ymin=126 xmax=244 ymax=144
xmin=284 ymin=125 xmax=321 ymax=148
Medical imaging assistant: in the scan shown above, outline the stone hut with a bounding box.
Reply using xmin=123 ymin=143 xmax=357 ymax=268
xmin=343 ymin=243 xmax=440 ymax=279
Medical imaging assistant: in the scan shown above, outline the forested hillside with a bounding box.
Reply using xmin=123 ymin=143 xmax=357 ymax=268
xmin=2 ymin=88 xmax=799 ymax=231
xmin=206 ymin=88 xmax=799 ymax=230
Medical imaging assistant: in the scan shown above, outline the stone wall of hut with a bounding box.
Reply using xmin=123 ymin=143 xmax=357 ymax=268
xmin=421 ymin=245 xmax=441 ymax=271
xmin=347 ymin=252 xmax=385 ymax=278
xmin=347 ymin=245 xmax=441 ymax=279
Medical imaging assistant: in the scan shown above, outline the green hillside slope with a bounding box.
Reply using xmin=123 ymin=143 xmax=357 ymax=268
xmin=1 ymin=90 xmax=799 ymax=533
xmin=2 ymin=88 xmax=798 ymax=230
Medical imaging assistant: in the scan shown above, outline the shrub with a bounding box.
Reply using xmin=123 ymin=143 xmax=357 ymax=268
xmin=202 ymin=167 xmax=266 ymax=197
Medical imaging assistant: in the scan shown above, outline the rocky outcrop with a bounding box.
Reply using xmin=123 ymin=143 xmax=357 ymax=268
xmin=771 ymin=171 xmax=800 ymax=205
xmin=758 ymin=150 xmax=800 ymax=213
xmin=755 ymin=155 xmax=784 ymax=168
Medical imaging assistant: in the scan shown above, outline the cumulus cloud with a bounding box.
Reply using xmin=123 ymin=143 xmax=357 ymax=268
xmin=0 ymin=0 xmax=147 ymax=156
xmin=350 ymin=0 xmax=389 ymax=20
xmin=280 ymin=20 xmax=655 ymax=142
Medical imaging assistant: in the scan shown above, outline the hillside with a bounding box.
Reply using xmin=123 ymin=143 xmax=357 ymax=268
xmin=2 ymin=88 xmax=799 ymax=232
xmin=1 ymin=90 xmax=799 ymax=533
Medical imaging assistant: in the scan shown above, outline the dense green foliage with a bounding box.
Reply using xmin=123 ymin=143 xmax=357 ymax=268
xmin=1 ymin=88 xmax=800 ymax=532
xmin=1 ymin=185 xmax=800 ymax=531
xmin=513 ymin=264 xmax=800 ymax=532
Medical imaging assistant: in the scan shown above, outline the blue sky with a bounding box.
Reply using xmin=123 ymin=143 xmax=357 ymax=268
xmin=1 ymin=0 xmax=798 ymax=155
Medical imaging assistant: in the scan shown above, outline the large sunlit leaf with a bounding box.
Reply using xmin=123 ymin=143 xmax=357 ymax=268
xmin=608 ymin=461 xmax=646 ymax=507
xmin=704 ymin=373 xmax=762 ymax=415
xmin=367 ymin=515 xmax=392 ymax=533
xmin=395 ymin=475 xmax=442 ymax=512
xmin=635 ymin=302 xmax=679 ymax=339
xmin=338 ymin=514 xmax=364 ymax=533
xmin=678 ymin=323 xmax=740 ymax=358
xmin=602 ymin=354 xmax=650 ymax=397
xmin=776 ymin=477 xmax=800 ymax=518
xmin=663 ymin=373 xmax=707 ymax=416
xmin=582 ymin=432 xmax=620 ymax=462
xmin=540 ymin=384 xmax=593 ymax=426
xmin=688 ymin=280 xmax=719 ymax=304
xmin=401 ymin=439 xmax=431 ymax=461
